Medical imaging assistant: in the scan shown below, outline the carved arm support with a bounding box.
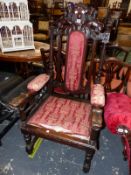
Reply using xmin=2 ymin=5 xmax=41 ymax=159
xmin=90 ymin=84 xmax=105 ymax=141
xmin=8 ymin=74 xmax=50 ymax=122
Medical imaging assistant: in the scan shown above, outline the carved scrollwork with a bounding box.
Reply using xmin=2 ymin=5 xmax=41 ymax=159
xmin=51 ymin=3 xmax=109 ymax=42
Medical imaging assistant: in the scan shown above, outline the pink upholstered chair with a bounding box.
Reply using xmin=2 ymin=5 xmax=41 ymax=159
xmin=19 ymin=4 xmax=106 ymax=173
xmin=103 ymin=57 xmax=131 ymax=175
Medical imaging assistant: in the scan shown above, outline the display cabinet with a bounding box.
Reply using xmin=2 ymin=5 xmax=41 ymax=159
xmin=0 ymin=0 xmax=34 ymax=52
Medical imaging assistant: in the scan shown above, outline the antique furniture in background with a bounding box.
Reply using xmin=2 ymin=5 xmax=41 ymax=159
xmin=53 ymin=0 xmax=64 ymax=8
xmin=0 ymin=41 xmax=49 ymax=77
xmin=101 ymin=6 xmax=131 ymax=61
xmin=90 ymin=0 xmax=104 ymax=9
xmin=0 ymin=72 xmax=23 ymax=145
xmin=105 ymin=0 xmax=131 ymax=43
xmin=102 ymin=7 xmax=122 ymax=42
xmin=102 ymin=58 xmax=131 ymax=175
xmin=28 ymin=0 xmax=48 ymax=14
xmin=109 ymin=9 xmax=122 ymax=41
xmin=28 ymin=0 xmax=49 ymax=34
xmin=83 ymin=0 xmax=91 ymax=4
xmin=47 ymin=0 xmax=65 ymax=20
xmin=125 ymin=10 xmax=131 ymax=22
xmin=0 ymin=0 xmax=34 ymax=52
xmin=0 ymin=74 xmax=36 ymax=145
xmin=108 ymin=0 xmax=130 ymax=20
xmin=33 ymin=19 xmax=49 ymax=42
xmin=116 ymin=23 xmax=131 ymax=48
xmin=0 ymin=41 xmax=47 ymax=62
xmin=0 ymin=41 xmax=49 ymax=145
xmin=105 ymin=43 xmax=131 ymax=62
xmin=98 ymin=6 xmax=109 ymax=21
xmin=104 ymin=22 xmax=131 ymax=62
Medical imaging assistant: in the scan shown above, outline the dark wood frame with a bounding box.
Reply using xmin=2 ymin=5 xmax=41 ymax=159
xmin=14 ymin=4 xmax=107 ymax=173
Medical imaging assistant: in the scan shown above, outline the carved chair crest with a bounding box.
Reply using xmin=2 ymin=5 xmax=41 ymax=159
xmin=48 ymin=3 xmax=110 ymax=88
xmin=55 ymin=3 xmax=104 ymax=38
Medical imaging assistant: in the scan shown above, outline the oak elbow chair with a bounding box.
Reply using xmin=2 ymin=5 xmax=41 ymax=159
xmin=19 ymin=4 xmax=108 ymax=173
xmin=103 ymin=58 xmax=131 ymax=175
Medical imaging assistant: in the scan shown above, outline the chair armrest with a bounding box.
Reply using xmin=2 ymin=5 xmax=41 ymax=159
xmin=91 ymin=84 xmax=105 ymax=107
xmin=90 ymin=107 xmax=103 ymax=141
xmin=9 ymin=92 xmax=30 ymax=107
xmin=90 ymin=85 xmax=104 ymax=139
xmin=92 ymin=107 xmax=103 ymax=128
xmin=27 ymin=74 xmax=50 ymax=93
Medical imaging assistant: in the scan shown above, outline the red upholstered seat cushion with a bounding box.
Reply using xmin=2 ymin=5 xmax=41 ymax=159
xmin=104 ymin=93 xmax=131 ymax=134
xmin=28 ymin=96 xmax=91 ymax=140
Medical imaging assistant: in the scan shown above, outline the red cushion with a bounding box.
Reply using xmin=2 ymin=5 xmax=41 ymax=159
xmin=27 ymin=74 xmax=50 ymax=92
xmin=28 ymin=96 xmax=91 ymax=140
xmin=91 ymin=84 xmax=105 ymax=107
xmin=104 ymin=93 xmax=131 ymax=134
xmin=65 ymin=31 xmax=86 ymax=92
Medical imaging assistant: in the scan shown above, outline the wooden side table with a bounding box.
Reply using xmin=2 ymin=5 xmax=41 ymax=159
xmin=0 ymin=42 xmax=50 ymax=77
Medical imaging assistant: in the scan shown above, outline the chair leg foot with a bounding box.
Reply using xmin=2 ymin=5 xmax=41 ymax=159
xmin=26 ymin=144 xmax=34 ymax=154
xmin=121 ymin=137 xmax=128 ymax=161
xmin=122 ymin=150 xmax=127 ymax=161
xmin=83 ymin=162 xmax=90 ymax=173
xmin=0 ymin=140 xmax=2 ymax=146
xmin=83 ymin=148 xmax=95 ymax=173
xmin=23 ymin=132 xmax=39 ymax=154
xmin=121 ymin=136 xmax=131 ymax=175
xmin=23 ymin=133 xmax=33 ymax=154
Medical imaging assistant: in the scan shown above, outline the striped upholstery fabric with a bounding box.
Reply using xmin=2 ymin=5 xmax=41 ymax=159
xmin=65 ymin=31 xmax=86 ymax=92
xmin=28 ymin=96 xmax=91 ymax=140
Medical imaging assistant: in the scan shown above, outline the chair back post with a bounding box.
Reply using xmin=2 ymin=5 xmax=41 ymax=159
xmin=89 ymin=39 xmax=98 ymax=87
xmin=46 ymin=23 xmax=55 ymax=94
xmin=55 ymin=31 xmax=63 ymax=82
xmin=95 ymin=43 xmax=106 ymax=84
xmin=95 ymin=32 xmax=110 ymax=84
xmin=49 ymin=24 xmax=54 ymax=79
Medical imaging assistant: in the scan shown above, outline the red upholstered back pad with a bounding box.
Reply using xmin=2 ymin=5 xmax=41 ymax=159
xmin=65 ymin=31 xmax=87 ymax=92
